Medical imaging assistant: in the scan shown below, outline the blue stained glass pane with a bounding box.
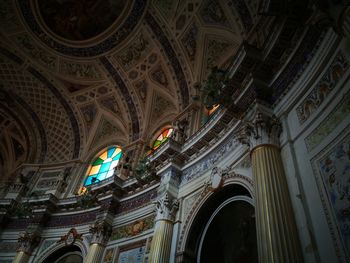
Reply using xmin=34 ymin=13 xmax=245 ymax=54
xmin=100 ymin=162 xmax=111 ymax=173
xmin=84 ymin=176 xmax=94 ymax=186
xmin=97 ymin=172 xmax=107 ymax=181
xmin=112 ymin=152 xmax=122 ymax=161
xmin=107 ymin=147 xmax=115 ymax=158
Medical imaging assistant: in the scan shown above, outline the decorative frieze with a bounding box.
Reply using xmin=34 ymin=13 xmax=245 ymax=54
xmin=181 ymin=134 xmax=239 ymax=185
xmin=305 ymin=90 xmax=350 ymax=151
xmin=110 ymin=216 xmax=155 ymax=241
xmin=296 ymin=52 xmax=349 ymax=124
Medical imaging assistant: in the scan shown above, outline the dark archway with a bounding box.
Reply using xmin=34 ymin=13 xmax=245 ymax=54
xmin=199 ymin=198 xmax=257 ymax=263
xmin=182 ymin=184 xmax=257 ymax=263
xmin=42 ymin=245 xmax=82 ymax=263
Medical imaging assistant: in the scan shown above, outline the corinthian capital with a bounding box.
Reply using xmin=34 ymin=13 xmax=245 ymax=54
xmin=18 ymin=231 xmax=40 ymax=254
xmin=89 ymin=219 xmax=112 ymax=246
xmin=154 ymin=193 xmax=179 ymax=222
xmin=237 ymin=111 xmax=282 ymax=149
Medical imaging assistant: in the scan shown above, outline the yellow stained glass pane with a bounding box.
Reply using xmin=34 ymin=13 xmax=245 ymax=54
xmin=89 ymin=165 xmax=101 ymax=175
xmin=99 ymin=151 xmax=108 ymax=160
xmin=77 ymin=186 xmax=87 ymax=196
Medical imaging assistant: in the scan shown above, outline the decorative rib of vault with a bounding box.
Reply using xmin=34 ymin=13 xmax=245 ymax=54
xmin=0 ymin=0 xmax=250 ymax=169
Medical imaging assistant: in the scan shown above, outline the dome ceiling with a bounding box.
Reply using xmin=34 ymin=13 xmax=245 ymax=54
xmin=0 ymin=0 xmax=249 ymax=172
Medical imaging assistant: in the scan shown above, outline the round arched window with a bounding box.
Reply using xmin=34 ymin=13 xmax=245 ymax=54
xmin=146 ymin=128 xmax=173 ymax=155
xmin=83 ymin=146 xmax=122 ymax=186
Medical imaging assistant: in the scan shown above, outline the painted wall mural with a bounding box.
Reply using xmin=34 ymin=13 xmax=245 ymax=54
xmin=312 ymin=132 xmax=350 ymax=261
xmin=305 ymin=90 xmax=350 ymax=152
xmin=103 ymin=247 xmax=115 ymax=263
xmin=110 ymin=216 xmax=154 ymax=241
xmin=296 ymin=52 xmax=349 ymax=124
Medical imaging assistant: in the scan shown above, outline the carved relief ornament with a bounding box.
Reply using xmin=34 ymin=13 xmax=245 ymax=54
xmin=18 ymin=231 xmax=41 ymax=254
xmin=154 ymin=193 xmax=179 ymax=222
xmin=57 ymin=228 xmax=82 ymax=246
xmin=89 ymin=220 xmax=112 ymax=245
xmin=237 ymin=111 xmax=282 ymax=149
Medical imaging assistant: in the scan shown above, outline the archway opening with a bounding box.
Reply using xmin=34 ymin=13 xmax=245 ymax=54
xmin=199 ymin=199 xmax=257 ymax=263
xmin=183 ymin=184 xmax=258 ymax=263
xmin=42 ymin=245 xmax=82 ymax=263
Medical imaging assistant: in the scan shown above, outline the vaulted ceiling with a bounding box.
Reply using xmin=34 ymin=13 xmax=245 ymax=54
xmin=0 ymin=0 xmax=259 ymax=176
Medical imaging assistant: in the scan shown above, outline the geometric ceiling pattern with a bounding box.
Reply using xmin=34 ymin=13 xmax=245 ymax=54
xmin=0 ymin=0 xmax=251 ymax=174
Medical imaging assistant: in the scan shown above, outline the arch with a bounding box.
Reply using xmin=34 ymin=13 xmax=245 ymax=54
xmin=178 ymin=182 xmax=255 ymax=262
xmin=197 ymin=196 xmax=257 ymax=263
xmin=35 ymin=239 xmax=87 ymax=263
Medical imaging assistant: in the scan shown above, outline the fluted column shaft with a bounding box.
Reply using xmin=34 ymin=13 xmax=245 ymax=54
xmin=149 ymin=193 xmax=179 ymax=263
xmin=149 ymin=219 xmax=174 ymax=263
xmin=12 ymin=252 xmax=30 ymax=263
xmin=251 ymin=145 xmax=302 ymax=262
xmin=85 ymin=243 xmax=105 ymax=263
xmin=238 ymin=109 xmax=303 ymax=262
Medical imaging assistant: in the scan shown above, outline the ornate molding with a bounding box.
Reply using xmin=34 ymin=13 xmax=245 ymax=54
xmin=154 ymin=194 xmax=179 ymax=222
xmin=237 ymin=111 xmax=282 ymax=149
xmin=89 ymin=220 xmax=112 ymax=246
xmin=57 ymin=228 xmax=82 ymax=246
xmin=204 ymin=166 xmax=225 ymax=192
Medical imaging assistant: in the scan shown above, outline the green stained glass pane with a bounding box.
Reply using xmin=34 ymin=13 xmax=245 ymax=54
xmin=153 ymin=140 xmax=161 ymax=147
xmin=100 ymin=162 xmax=111 ymax=173
xmin=112 ymin=152 xmax=122 ymax=161
xmin=93 ymin=157 xmax=104 ymax=166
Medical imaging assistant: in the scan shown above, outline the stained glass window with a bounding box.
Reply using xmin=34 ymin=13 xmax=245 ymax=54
xmin=152 ymin=128 xmax=173 ymax=150
xmin=84 ymin=146 xmax=122 ymax=186
xmin=208 ymin=104 xmax=219 ymax=115
xmin=146 ymin=128 xmax=173 ymax=155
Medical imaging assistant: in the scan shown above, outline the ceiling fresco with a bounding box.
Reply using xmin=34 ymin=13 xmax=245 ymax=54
xmin=37 ymin=0 xmax=128 ymax=41
xmin=0 ymin=0 xmax=248 ymax=175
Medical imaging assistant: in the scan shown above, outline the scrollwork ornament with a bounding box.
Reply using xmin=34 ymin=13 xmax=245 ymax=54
xmin=154 ymin=193 xmax=179 ymax=222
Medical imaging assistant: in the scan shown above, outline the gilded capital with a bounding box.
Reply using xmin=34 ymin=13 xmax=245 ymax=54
xmin=89 ymin=219 xmax=112 ymax=246
xmin=154 ymin=193 xmax=179 ymax=222
xmin=238 ymin=111 xmax=282 ymax=149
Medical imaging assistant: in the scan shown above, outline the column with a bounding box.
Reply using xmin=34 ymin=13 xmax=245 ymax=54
xmin=85 ymin=219 xmax=111 ymax=263
xmin=13 ymin=231 xmax=40 ymax=263
xmin=238 ymin=110 xmax=303 ymax=262
xmin=149 ymin=193 xmax=179 ymax=263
